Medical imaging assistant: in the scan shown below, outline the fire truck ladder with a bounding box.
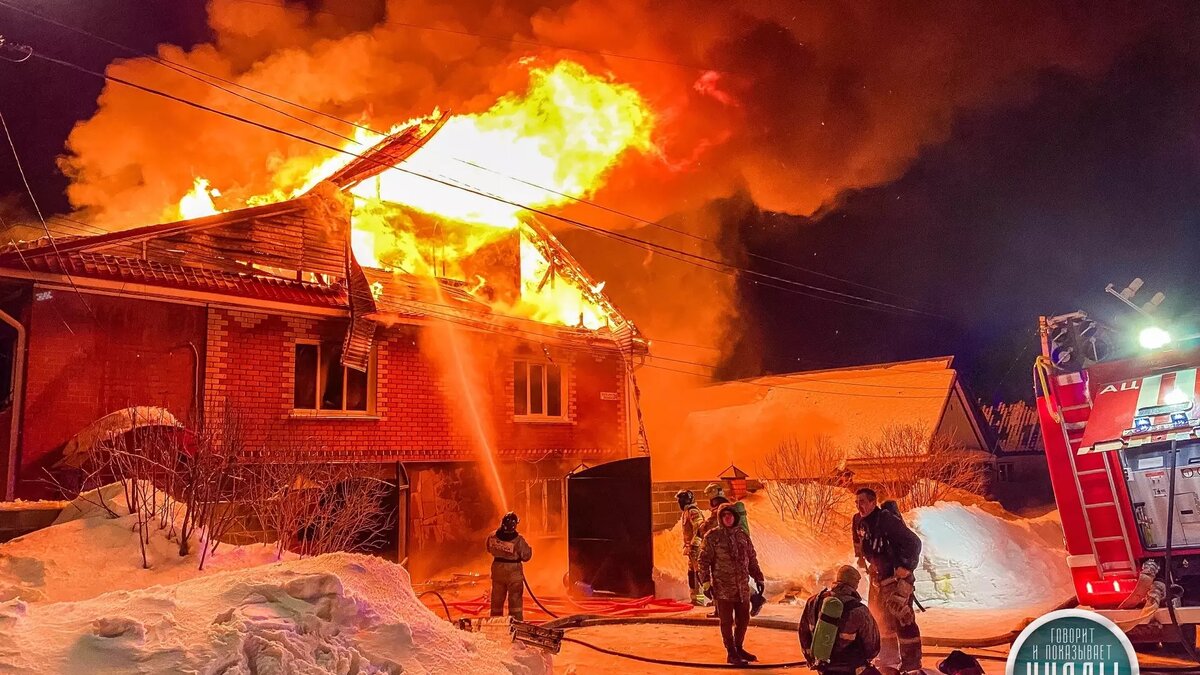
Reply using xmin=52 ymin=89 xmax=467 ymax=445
xmin=1045 ymin=364 xmax=1138 ymax=578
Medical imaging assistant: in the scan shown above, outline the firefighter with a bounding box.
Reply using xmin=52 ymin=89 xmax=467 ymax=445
xmin=698 ymin=503 xmax=765 ymax=666
xmin=487 ymin=512 xmax=533 ymax=622
xmin=852 ymin=488 xmax=923 ymax=674
xmin=938 ymin=650 xmax=985 ymax=675
xmin=702 ymin=483 xmax=750 ymax=536
xmin=676 ymin=489 xmax=709 ymax=605
xmin=799 ymin=565 xmax=881 ymax=675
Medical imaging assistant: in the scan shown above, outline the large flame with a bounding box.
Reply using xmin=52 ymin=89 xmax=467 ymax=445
xmin=177 ymin=178 xmax=220 ymax=220
xmin=174 ymin=60 xmax=654 ymax=330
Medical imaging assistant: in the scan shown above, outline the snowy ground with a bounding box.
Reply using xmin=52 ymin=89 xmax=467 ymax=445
xmin=653 ymin=489 xmax=1075 ymax=612
xmin=0 ymin=484 xmax=546 ymax=674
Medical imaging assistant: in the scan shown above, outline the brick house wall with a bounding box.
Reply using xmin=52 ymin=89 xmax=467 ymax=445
xmin=16 ymin=290 xmax=205 ymax=497
xmin=203 ymin=307 xmax=630 ymax=462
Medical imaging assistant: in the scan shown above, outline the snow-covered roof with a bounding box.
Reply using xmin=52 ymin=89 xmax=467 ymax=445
xmin=654 ymin=357 xmax=977 ymax=481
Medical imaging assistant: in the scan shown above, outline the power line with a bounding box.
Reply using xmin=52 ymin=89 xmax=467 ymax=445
xmin=0 ymin=0 xmax=374 ymax=141
xmin=28 ymin=49 xmax=944 ymax=321
xmin=0 ymin=107 xmax=95 ymax=322
xmin=375 ymin=292 xmax=952 ymax=398
xmin=1 ymin=3 xmax=930 ymax=313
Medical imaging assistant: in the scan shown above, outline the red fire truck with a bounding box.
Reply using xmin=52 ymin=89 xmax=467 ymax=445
xmin=1036 ymin=312 xmax=1200 ymax=642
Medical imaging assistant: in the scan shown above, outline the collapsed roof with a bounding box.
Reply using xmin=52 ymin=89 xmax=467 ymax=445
xmin=0 ymin=116 xmax=645 ymax=368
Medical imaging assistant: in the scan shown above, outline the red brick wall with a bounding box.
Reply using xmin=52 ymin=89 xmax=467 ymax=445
xmin=18 ymin=291 xmax=205 ymax=497
xmin=204 ymin=307 xmax=630 ymax=463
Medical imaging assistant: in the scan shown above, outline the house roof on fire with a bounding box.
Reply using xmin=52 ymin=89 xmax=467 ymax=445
xmin=0 ymin=116 xmax=641 ymax=355
xmin=652 ymin=357 xmax=993 ymax=482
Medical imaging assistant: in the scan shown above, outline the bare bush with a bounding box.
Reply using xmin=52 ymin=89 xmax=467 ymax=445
xmin=853 ymin=423 xmax=989 ymax=510
xmin=244 ymin=460 xmax=393 ymax=560
xmin=760 ymin=436 xmax=851 ymax=533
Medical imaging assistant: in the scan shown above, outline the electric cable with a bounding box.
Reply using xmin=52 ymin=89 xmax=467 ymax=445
xmin=0 ymin=107 xmax=94 ymax=325
xmin=1165 ymin=440 xmax=1200 ymax=663
xmin=20 ymin=48 xmax=941 ymax=320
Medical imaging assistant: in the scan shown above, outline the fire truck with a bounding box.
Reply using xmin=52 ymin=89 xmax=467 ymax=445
xmin=1036 ymin=312 xmax=1200 ymax=643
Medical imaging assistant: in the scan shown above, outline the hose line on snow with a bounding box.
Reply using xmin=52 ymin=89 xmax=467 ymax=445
xmin=419 ymin=590 xmax=454 ymax=622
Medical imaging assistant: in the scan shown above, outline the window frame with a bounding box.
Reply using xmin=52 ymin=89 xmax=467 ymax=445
xmin=997 ymin=461 xmax=1014 ymax=482
xmin=513 ymin=359 xmax=567 ymax=422
xmin=291 ymin=339 xmax=378 ymax=418
xmin=514 ymin=477 xmax=567 ymax=535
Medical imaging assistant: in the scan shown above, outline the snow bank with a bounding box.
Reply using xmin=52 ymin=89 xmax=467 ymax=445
xmin=653 ymin=489 xmax=852 ymax=599
xmin=654 ymin=490 xmax=1073 ymax=610
xmin=911 ymin=503 xmax=1072 ymax=609
xmin=0 ymin=552 xmax=548 ymax=674
xmin=0 ymin=484 xmax=283 ymax=603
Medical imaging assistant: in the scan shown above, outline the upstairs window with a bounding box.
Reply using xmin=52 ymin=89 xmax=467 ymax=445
xmin=514 ymin=360 xmax=564 ymax=420
xmin=294 ymin=341 xmax=375 ymax=414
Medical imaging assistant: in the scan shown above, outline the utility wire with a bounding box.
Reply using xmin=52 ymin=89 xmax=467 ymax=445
xmin=27 ymin=49 xmax=942 ymax=320
xmin=0 ymin=108 xmax=94 ymax=323
xmin=1 ymin=2 xmax=928 ymax=312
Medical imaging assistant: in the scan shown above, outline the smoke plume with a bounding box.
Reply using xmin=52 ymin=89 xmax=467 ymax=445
xmin=56 ymin=0 xmax=1157 ymax=463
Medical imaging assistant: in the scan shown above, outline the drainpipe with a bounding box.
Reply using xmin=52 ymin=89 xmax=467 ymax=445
xmin=1 ymin=308 xmax=25 ymax=501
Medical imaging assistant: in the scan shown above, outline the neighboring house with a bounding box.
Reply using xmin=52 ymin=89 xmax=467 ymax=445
xmin=652 ymin=357 xmax=995 ymax=491
xmin=0 ymin=124 xmax=647 ymax=571
xmin=981 ymin=400 xmax=1054 ymax=511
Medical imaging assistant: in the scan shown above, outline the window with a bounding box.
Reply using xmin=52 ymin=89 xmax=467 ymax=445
xmin=293 ymin=341 xmax=375 ymax=414
xmin=514 ymin=360 xmax=564 ymax=419
xmin=514 ymin=478 xmax=566 ymax=535
xmin=997 ymin=462 xmax=1014 ymax=482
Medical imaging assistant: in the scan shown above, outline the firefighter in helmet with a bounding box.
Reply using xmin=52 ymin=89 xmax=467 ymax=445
xmin=487 ymin=511 xmax=533 ymax=621
xmin=676 ymin=489 xmax=709 ymax=605
xmin=799 ymin=565 xmax=881 ymax=675
xmin=852 ymin=488 xmax=923 ymax=674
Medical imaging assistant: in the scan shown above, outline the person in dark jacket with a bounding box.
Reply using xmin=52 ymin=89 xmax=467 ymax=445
xmin=799 ymin=565 xmax=881 ymax=675
xmin=698 ymin=503 xmax=765 ymax=666
xmin=852 ymin=488 xmax=923 ymax=674
xmin=487 ymin=512 xmax=533 ymax=621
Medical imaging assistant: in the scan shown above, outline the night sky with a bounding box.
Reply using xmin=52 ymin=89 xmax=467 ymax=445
xmin=2 ymin=1 xmax=1198 ymax=403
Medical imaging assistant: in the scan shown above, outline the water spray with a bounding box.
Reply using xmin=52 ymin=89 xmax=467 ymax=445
xmin=430 ymin=282 xmax=508 ymax=512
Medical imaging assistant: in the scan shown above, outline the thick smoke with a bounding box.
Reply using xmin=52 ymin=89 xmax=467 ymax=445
xmin=58 ymin=0 xmax=1155 ymax=464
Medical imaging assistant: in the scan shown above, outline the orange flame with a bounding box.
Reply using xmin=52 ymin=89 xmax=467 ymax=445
xmin=176 ymin=60 xmax=654 ymax=329
xmin=176 ymin=177 xmax=220 ymax=220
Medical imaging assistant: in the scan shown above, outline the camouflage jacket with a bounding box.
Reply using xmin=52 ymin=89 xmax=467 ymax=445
xmin=697 ymin=504 xmax=764 ymax=602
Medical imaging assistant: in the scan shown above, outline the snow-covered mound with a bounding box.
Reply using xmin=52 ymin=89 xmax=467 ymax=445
xmin=0 ymin=484 xmax=283 ymax=603
xmin=654 ymin=490 xmax=1073 ymax=610
xmin=0 ymin=553 xmax=547 ymax=674
xmin=654 ymin=489 xmax=852 ymax=599
xmin=911 ymin=503 xmax=1072 ymax=609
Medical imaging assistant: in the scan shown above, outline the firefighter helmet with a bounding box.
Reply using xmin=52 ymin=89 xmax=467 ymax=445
xmin=675 ymin=489 xmax=695 ymax=509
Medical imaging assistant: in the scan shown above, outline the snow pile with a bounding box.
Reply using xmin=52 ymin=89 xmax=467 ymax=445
xmin=911 ymin=503 xmax=1072 ymax=609
xmin=0 ymin=553 xmax=548 ymax=674
xmin=0 ymin=483 xmax=283 ymax=603
xmin=654 ymin=490 xmax=1073 ymax=610
xmin=653 ymin=489 xmax=852 ymax=599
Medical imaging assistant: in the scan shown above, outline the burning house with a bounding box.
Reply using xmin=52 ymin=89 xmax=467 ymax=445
xmin=0 ymin=65 xmax=653 ymax=572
